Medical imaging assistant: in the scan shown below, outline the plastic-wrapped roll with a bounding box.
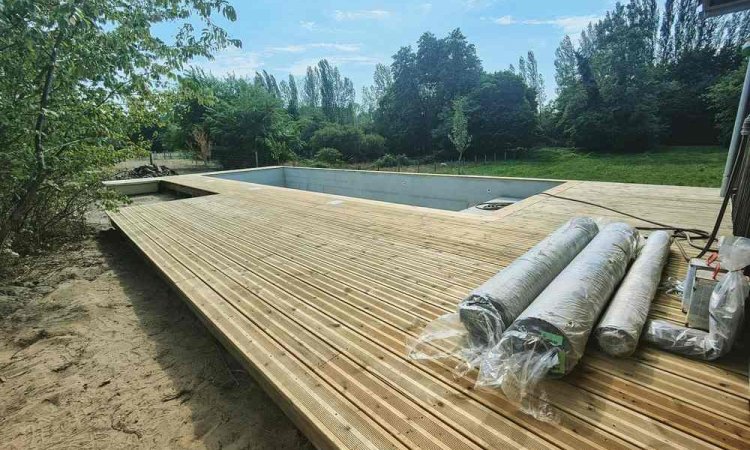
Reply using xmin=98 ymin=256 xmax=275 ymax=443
xmin=459 ymin=217 xmax=599 ymax=346
xmin=407 ymin=217 xmax=598 ymax=376
xmin=643 ymin=236 xmax=750 ymax=360
xmin=595 ymin=230 xmax=671 ymax=357
xmin=642 ymin=321 xmax=718 ymax=358
xmin=479 ymin=222 xmax=638 ymax=391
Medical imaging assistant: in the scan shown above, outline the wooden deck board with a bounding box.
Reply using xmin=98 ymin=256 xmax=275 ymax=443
xmin=109 ymin=172 xmax=749 ymax=449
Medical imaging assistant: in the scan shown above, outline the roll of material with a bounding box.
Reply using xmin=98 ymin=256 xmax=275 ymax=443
xmin=458 ymin=217 xmax=599 ymax=347
xmin=480 ymin=222 xmax=639 ymax=386
xmin=643 ymin=236 xmax=750 ymax=360
xmin=595 ymin=230 xmax=671 ymax=357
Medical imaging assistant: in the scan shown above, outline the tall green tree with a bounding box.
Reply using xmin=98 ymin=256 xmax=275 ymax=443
xmin=302 ymin=66 xmax=320 ymax=107
xmin=467 ymin=71 xmax=537 ymax=153
xmin=204 ymin=79 xmax=298 ymax=168
xmin=376 ymin=28 xmax=482 ymax=156
xmin=287 ymin=75 xmax=300 ymax=118
xmin=361 ymin=63 xmax=393 ymax=118
xmin=706 ymin=60 xmax=748 ymax=145
xmin=553 ymin=0 xmax=662 ymax=150
xmin=376 ymin=46 xmax=428 ymax=156
xmin=518 ymin=51 xmax=546 ymax=112
xmin=0 ymin=0 xmax=238 ymax=254
xmin=318 ymin=59 xmax=336 ymax=121
xmin=449 ymin=97 xmax=471 ymax=168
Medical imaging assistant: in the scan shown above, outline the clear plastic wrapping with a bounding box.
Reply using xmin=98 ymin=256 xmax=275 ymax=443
xmin=459 ymin=217 xmax=599 ymax=344
xmin=595 ymin=230 xmax=672 ymax=357
xmin=477 ymin=222 xmax=638 ymax=420
xmin=407 ymin=218 xmax=598 ymax=374
xmin=643 ymin=236 xmax=750 ymax=360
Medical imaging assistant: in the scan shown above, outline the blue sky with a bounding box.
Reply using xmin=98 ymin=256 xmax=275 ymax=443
xmin=183 ymin=1 xmax=619 ymax=101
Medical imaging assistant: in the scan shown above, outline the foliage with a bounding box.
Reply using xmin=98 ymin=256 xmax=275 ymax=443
xmin=706 ymin=60 xmax=747 ymax=146
xmin=314 ymin=147 xmax=343 ymax=165
xmin=206 ymin=81 xmax=298 ymax=168
xmin=361 ymin=64 xmax=393 ymax=118
xmin=550 ymin=0 xmax=750 ymax=151
xmin=309 ymin=123 xmax=385 ymax=162
xmin=516 ymin=51 xmax=545 ymax=112
xmin=376 ymin=29 xmax=482 ymax=157
xmin=657 ymin=47 xmax=740 ymax=144
xmin=374 ymin=153 xmax=412 ymax=167
xmin=360 ymin=133 xmax=387 ymax=160
xmin=467 ymin=72 xmax=537 ymax=153
xmin=449 ymin=97 xmax=471 ymax=162
xmin=0 ymin=0 xmax=237 ymax=256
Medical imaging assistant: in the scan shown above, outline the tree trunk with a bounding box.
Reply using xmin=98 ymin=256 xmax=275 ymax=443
xmin=0 ymin=29 xmax=63 ymax=251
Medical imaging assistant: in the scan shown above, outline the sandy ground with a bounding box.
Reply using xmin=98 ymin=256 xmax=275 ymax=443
xmin=0 ymin=195 xmax=310 ymax=449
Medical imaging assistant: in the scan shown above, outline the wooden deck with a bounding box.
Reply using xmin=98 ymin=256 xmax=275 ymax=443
xmin=108 ymin=171 xmax=749 ymax=450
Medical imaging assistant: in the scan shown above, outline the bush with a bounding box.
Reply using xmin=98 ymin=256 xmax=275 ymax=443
xmin=310 ymin=123 xmax=387 ymax=162
xmin=374 ymin=153 xmax=412 ymax=167
xmin=375 ymin=153 xmax=398 ymax=167
xmin=315 ymin=147 xmax=343 ymax=165
xmin=310 ymin=124 xmax=362 ymax=159
xmin=360 ymin=133 xmax=387 ymax=160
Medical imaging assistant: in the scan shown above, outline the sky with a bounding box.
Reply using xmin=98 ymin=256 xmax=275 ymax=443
xmin=178 ymin=1 xmax=620 ymax=101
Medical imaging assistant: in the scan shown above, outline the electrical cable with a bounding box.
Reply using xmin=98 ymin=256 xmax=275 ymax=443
xmin=535 ymin=192 xmax=715 ymax=262
xmin=694 ymin=116 xmax=750 ymax=258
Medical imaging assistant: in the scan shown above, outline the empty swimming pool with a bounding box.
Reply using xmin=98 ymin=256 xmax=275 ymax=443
xmin=207 ymin=167 xmax=561 ymax=212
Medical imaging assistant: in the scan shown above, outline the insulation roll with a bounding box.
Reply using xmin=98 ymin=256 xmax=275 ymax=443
xmin=459 ymin=217 xmax=599 ymax=346
xmin=480 ymin=222 xmax=639 ymax=387
xmin=595 ymin=230 xmax=671 ymax=357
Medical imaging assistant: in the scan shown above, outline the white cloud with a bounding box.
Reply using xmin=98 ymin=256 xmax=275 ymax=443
xmin=492 ymin=14 xmax=599 ymax=34
xmin=494 ymin=15 xmax=514 ymax=25
xmin=268 ymin=43 xmax=361 ymax=53
xmin=464 ymin=0 xmax=496 ymax=9
xmin=190 ymin=48 xmax=263 ymax=77
xmin=333 ymin=10 xmax=391 ymax=21
xmin=281 ymin=55 xmax=382 ymax=76
xmin=419 ymin=3 xmax=433 ymax=14
xmin=300 ymin=21 xmax=317 ymax=31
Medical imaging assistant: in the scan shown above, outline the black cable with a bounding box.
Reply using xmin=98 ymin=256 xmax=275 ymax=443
xmin=537 ymin=192 xmax=716 ymax=260
xmin=694 ymin=120 xmax=750 ymax=258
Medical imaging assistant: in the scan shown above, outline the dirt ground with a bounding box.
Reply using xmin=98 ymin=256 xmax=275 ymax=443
xmin=0 ymin=196 xmax=311 ymax=449
xmin=115 ymin=154 xmax=221 ymax=176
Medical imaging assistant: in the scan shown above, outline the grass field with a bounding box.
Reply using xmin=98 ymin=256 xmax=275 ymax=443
xmin=376 ymin=146 xmax=728 ymax=188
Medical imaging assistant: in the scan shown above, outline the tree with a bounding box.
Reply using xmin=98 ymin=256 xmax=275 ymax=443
xmin=449 ymin=97 xmax=471 ymax=167
xmin=302 ymin=66 xmax=320 ymax=107
xmin=287 ymin=75 xmax=300 ymax=118
xmin=550 ymin=0 xmax=662 ymax=151
xmin=376 ymin=28 xmax=482 ymax=157
xmin=361 ymin=63 xmax=393 ymax=120
xmin=263 ymin=70 xmax=281 ymax=98
xmin=372 ymin=64 xmax=393 ymax=103
xmin=0 ymin=0 xmax=238 ymax=254
xmin=205 ymin=79 xmax=298 ymax=168
xmin=376 ymin=46 xmax=427 ymax=156
xmin=518 ymin=51 xmax=546 ymax=112
xmin=318 ymin=60 xmax=335 ymax=120
xmin=706 ymin=60 xmax=748 ymax=145
xmin=467 ymin=72 xmax=537 ymax=154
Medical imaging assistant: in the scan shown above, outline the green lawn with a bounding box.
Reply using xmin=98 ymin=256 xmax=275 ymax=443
xmin=393 ymin=146 xmax=728 ymax=188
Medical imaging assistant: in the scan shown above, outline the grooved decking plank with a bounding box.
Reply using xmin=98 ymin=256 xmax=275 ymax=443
xmin=108 ymin=171 xmax=747 ymax=450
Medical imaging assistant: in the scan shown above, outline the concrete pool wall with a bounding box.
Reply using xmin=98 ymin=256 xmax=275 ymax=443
xmin=207 ymin=167 xmax=561 ymax=211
